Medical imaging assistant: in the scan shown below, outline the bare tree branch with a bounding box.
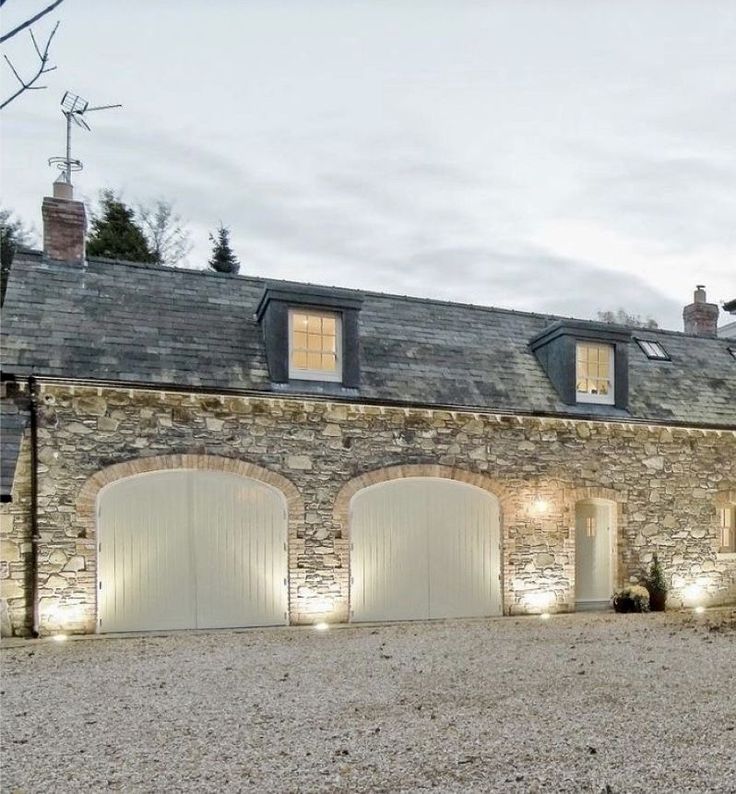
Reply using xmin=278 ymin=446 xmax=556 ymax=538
xmin=0 ymin=21 xmax=59 ymax=110
xmin=0 ymin=0 xmax=64 ymax=44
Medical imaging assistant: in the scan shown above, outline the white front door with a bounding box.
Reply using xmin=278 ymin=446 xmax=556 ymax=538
xmin=97 ymin=470 xmax=288 ymax=633
xmin=575 ymin=500 xmax=614 ymax=609
xmin=350 ymin=478 xmax=501 ymax=622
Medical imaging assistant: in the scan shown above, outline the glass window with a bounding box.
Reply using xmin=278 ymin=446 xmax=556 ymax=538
xmin=719 ymin=506 xmax=736 ymax=554
xmin=636 ymin=339 xmax=669 ymax=360
xmin=576 ymin=343 xmax=615 ymax=405
xmin=289 ymin=309 xmax=341 ymax=381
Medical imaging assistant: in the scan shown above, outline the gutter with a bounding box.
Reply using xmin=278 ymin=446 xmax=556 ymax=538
xmin=28 ymin=376 xmax=40 ymax=638
xmin=24 ymin=373 xmax=736 ymax=433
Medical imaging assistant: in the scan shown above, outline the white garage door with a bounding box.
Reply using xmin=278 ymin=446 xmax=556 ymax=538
xmin=350 ymin=478 xmax=501 ymax=622
xmin=97 ymin=470 xmax=288 ymax=633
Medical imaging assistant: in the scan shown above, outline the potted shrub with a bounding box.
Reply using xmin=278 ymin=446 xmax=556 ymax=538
xmin=612 ymin=584 xmax=650 ymax=613
xmin=645 ymin=553 xmax=667 ymax=612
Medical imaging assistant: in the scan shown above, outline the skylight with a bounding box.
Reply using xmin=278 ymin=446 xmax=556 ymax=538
xmin=636 ymin=339 xmax=669 ymax=361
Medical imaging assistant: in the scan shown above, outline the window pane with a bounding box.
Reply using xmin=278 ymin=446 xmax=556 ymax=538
xmin=321 ymin=353 xmax=336 ymax=370
xmin=292 ymin=350 xmax=308 ymax=369
xmin=307 ymin=352 xmax=321 ymax=369
xmin=307 ymin=333 xmax=321 ymax=351
xmin=294 ymin=313 xmax=309 ymax=330
xmin=307 ymin=315 xmax=322 ymax=333
xmin=323 ymin=334 xmax=336 ymax=353
xmin=293 ymin=331 xmax=307 ymax=350
xmin=322 ymin=316 xmax=336 ymax=335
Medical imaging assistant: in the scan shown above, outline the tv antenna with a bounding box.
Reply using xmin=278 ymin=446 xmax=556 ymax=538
xmin=48 ymin=91 xmax=122 ymax=183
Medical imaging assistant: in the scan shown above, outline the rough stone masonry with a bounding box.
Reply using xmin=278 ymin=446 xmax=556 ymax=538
xmin=1 ymin=382 xmax=734 ymax=636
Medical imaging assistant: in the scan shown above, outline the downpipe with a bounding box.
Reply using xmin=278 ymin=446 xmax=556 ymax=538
xmin=28 ymin=376 xmax=40 ymax=638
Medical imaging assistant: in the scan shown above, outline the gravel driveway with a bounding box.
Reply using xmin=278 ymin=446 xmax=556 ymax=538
xmin=2 ymin=610 xmax=735 ymax=793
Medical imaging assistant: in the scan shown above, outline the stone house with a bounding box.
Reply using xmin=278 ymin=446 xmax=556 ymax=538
xmin=1 ymin=183 xmax=735 ymax=637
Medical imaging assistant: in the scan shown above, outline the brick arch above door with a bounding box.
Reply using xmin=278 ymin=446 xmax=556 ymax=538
xmin=332 ymin=464 xmax=513 ymax=533
xmin=76 ymin=454 xmax=303 ymax=540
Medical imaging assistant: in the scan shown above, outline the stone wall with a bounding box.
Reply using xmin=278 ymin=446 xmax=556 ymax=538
xmin=1 ymin=381 xmax=734 ymax=635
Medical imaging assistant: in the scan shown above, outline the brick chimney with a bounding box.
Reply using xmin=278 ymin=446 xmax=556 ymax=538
xmin=683 ymin=285 xmax=719 ymax=337
xmin=42 ymin=174 xmax=87 ymax=262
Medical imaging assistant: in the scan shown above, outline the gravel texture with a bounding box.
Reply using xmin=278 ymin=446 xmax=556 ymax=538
xmin=2 ymin=610 xmax=735 ymax=793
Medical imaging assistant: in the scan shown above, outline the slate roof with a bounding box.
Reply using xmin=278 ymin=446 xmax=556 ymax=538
xmin=1 ymin=249 xmax=735 ymax=432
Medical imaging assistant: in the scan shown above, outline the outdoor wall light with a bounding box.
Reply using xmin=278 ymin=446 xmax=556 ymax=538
xmin=314 ymin=622 xmax=329 ymax=632
xmin=531 ymin=498 xmax=549 ymax=515
xmin=540 ymin=612 xmax=551 ymax=620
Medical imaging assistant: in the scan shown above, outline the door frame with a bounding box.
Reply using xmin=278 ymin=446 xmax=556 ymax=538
xmin=341 ymin=469 xmax=506 ymax=622
xmin=80 ymin=454 xmax=302 ymax=632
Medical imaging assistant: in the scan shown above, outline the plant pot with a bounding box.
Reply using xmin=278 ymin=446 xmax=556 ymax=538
xmin=648 ymin=590 xmax=667 ymax=612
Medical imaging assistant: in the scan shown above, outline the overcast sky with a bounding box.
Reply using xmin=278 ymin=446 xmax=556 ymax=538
xmin=2 ymin=0 xmax=734 ymax=330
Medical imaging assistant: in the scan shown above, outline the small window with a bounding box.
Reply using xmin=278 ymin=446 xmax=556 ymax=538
xmin=289 ymin=309 xmax=342 ymax=381
xmin=576 ymin=342 xmax=615 ymax=405
xmin=636 ymin=338 xmax=670 ymax=360
xmin=720 ymin=506 xmax=736 ymax=554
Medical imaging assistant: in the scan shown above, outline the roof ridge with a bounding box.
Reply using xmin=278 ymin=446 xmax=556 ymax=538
xmin=16 ymin=249 xmax=724 ymax=339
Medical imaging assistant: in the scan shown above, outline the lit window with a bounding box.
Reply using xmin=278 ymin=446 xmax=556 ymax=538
xmin=289 ymin=309 xmax=341 ymax=381
xmin=636 ymin=339 xmax=669 ymax=360
xmin=576 ymin=343 xmax=615 ymax=405
xmin=720 ymin=506 xmax=736 ymax=554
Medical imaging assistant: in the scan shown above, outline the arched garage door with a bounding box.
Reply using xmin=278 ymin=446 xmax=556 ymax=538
xmin=97 ymin=470 xmax=288 ymax=633
xmin=350 ymin=478 xmax=501 ymax=622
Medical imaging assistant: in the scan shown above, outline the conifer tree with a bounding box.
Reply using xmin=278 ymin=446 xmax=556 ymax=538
xmin=87 ymin=191 xmax=156 ymax=263
xmin=208 ymin=223 xmax=240 ymax=275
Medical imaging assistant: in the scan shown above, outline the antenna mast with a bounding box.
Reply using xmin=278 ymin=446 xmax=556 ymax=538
xmin=48 ymin=91 xmax=122 ymax=183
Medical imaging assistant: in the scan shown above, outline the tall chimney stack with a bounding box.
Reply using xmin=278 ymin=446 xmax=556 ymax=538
xmin=683 ymin=285 xmax=719 ymax=337
xmin=42 ymin=173 xmax=87 ymax=262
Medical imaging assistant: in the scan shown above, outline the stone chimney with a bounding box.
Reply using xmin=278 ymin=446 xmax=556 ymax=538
xmin=42 ymin=174 xmax=87 ymax=262
xmin=683 ymin=285 xmax=719 ymax=337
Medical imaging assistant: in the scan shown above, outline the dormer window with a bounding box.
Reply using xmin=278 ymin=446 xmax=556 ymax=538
xmin=576 ymin=342 xmax=614 ymax=405
xmin=529 ymin=320 xmax=630 ymax=410
xmin=256 ymin=283 xmax=362 ymax=388
xmin=289 ymin=309 xmax=342 ymax=381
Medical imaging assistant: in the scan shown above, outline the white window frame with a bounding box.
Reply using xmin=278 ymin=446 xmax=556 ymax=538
xmin=718 ymin=505 xmax=736 ymax=556
xmin=575 ymin=342 xmax=615 ymax=405
xmin=288 ymin=308 xmax=342 ymax=382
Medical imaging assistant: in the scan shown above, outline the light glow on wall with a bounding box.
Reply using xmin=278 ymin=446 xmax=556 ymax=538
xmin=525 ymin=590 xmax=555 ymax=613
xmin=681 ymin=582 xmax=707 ymax=606
xmin=42 ymin=602 xmax=86 ymax=631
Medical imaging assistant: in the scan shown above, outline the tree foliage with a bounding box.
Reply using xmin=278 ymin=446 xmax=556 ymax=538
xmin=1 ymin=207 xmax=35 ymax=304
xmin=87 ymin=191 xmax=156 ymax=263
xmin=208 ymin=224 xmax=240 ymax=274
xmin=597 ymin=309 xmax=659 ymax=329
xmin=137 ymin=199 xmax=192 ymax=267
